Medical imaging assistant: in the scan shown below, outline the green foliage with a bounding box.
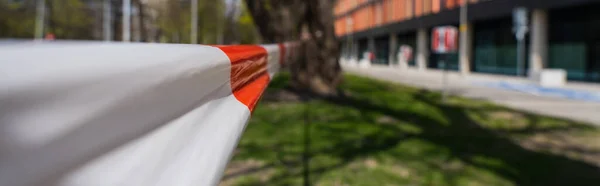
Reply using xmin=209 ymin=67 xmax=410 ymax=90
xmin=157 ymin=0 xmax=227 ymax=44
xmin=155 ymin=0 xmax=258 ymax=44
xmin=236 ymin=2 xmax=259 ymax=44
xmin=0 ymin=0 xmax=258 ymax=43
xmin=0 ymin=0 xmax=93 ymax=39
xmin=47 ymin=0 xmax=93 ymax=39
xmin=0 ymin=0 xmax=36 ymax=38
xmin=223 ymin=73 xmax=600 ymax=186
xmin=157 ymin=0 xmax=190 ymax=43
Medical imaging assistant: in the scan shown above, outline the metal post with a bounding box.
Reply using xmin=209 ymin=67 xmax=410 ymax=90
xmin=517 ymin=38 xmax=525 ymax=76
xmin=459 ymin=0 xmax=468 ymax=74
xmin=389 ymin=33 xmax=397 ymax=67
xmin=217 ymin=21 xmax=223 ymax=44
xmin=416 ymin=29 xmax=428 ymax=71
xmin=103 ymin=0 xmax=112 ymax=41
xmin=191 ymin=0 xmax=198 ymax=44
xmin=513 ymin=7 xmax=528 ymax=76
xmin=347 ymin=18 xmax=353 ymax=63
xmin=368 ymin=37 xmax=375 ymax=64
xmin=441 ymin=56 xmax=448 ymax=102
xmin=460 ymin=0 xmax=467 ymax=32
xmin=216 ymin=13 xmax=223 ymax=44
xmin=35 ymin=0 xmax=45 ymax=40
xmin=122 ymin=0 xmax=131 ymax=42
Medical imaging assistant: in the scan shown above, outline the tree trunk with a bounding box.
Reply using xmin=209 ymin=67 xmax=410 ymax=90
xmin=245 ymin=0 xmax=341 ymax=95
xmin=133 ymin=0 xmax=147 ymax=42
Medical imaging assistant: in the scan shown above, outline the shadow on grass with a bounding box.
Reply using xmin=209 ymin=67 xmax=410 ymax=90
xmin=224 ymin=74 xmax=600 ymax=186
xmin=327 ymin=91 xmax=599 ymax=186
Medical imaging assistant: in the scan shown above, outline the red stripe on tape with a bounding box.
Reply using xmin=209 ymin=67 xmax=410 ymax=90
xmin=217 ymin=45 xmax=270 ymax=112
xmin=231 ymin=73 xmax=269 ymax=112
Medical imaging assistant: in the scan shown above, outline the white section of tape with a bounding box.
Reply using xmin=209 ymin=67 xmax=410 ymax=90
xmin=261 ymin=44 xmax=281 ymax=79
xmin=58 ymin=95 xmax=250 ymax=186
xmin=0 ymin=42 xmax=241 ymax=186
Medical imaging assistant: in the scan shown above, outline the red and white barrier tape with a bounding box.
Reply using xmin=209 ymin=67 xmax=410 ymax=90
xmin=0 ymin=42 xmax=298 ymax=186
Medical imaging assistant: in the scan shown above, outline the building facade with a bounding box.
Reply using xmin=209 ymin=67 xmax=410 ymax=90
xmin=335 ymin=0 xmax=600 ymax=83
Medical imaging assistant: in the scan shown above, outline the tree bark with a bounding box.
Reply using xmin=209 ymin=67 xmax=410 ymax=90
xmin=245 ymin=0 xmax=341 ymax=95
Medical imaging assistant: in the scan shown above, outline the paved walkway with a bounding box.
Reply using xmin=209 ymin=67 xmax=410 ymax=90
xmin=344 ymin=65 xmax=600 ymax=125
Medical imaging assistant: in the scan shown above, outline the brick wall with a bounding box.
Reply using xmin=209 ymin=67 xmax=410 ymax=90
xmin=333 ymin=0 xmax=483 ymax=36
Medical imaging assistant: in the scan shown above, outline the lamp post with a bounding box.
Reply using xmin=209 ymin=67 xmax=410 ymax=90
xmin=104 ymin=0 xmax=112 ymax=41
xmin=122 ymin=0 xmax=131 ymax=42
xmin=191 ymin=0 xmax=198 ymax=44
xmin=35 ymin=0 xmax=45 ymax=40
xmin=513 ymin=7 xmax=529 ymax=76
xmin=347 ymin=17 xmax=354 ymax=64
xmin=459 ymin=0 xmax=468 ymax=74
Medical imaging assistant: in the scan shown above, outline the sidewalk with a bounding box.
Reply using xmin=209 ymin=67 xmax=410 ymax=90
xmin=344 ymin=65 xmax=600 ymax=125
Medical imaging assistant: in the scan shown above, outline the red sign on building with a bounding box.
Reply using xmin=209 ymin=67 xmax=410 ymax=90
xmin=431 ymin=26 xmax=458 ymax=54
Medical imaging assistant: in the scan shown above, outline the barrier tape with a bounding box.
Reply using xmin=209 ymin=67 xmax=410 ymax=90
xmin=0 ymin=42 xmax=297 ymax=186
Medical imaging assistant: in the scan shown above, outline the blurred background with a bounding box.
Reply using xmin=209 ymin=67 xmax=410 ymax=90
xmin=0 ymin=0 xmax=260 ymax=44
xmin=336 ymin=0 xmax=600 ymax=82
xmin=3 ymin=0 xmax=600 ymax=186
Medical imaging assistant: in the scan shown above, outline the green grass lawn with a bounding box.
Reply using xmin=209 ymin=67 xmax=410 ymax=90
xmin=221 ymin=73 xmax=600 ymax=186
